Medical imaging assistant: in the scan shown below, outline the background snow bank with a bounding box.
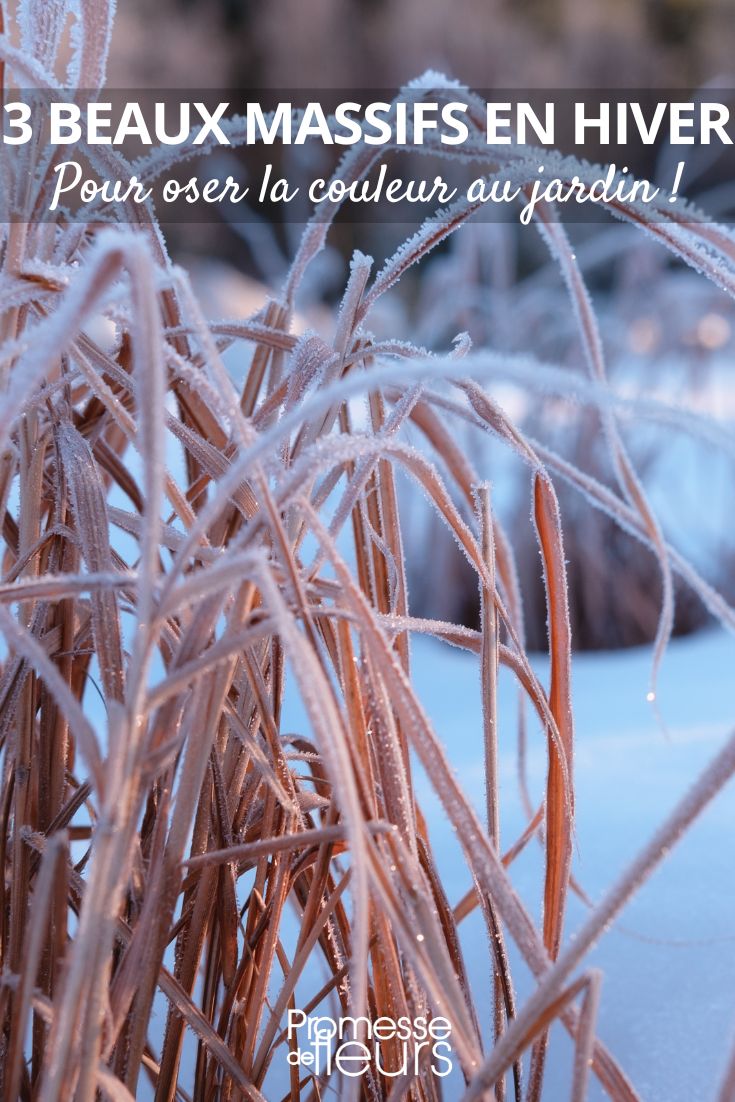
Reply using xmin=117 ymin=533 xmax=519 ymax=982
xmin=407 ymin=626 xmax=735 ymax=1100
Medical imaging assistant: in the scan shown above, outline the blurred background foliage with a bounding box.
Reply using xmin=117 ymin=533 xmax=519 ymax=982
xmin=107 ymin=0 xmax=735 ymax=653
xmin=110 ymin=0 xmax=732 ymax=90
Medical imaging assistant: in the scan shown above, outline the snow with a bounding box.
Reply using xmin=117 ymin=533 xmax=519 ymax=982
xmin=408 ymin=626 xmax=735 ymax=1100
xmin=272 ymin=624 xmax=735 ymax=1098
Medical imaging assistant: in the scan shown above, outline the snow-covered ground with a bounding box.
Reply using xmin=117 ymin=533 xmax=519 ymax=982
xmin=273 ymin=625 xmax=735 ymax=1099
xmin=408 ymin=626 xmax=735 ymax=1100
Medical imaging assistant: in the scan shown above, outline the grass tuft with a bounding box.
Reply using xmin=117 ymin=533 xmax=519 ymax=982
xmin=1 ymin=5 xmax=735 ymax=1100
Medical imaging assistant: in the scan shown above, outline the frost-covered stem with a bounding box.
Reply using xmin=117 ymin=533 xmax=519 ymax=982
xmin=477 ymin=483 xmax=509 ymax=1101
xmin=478 ymin=484 xmax=500 ymax=848
xmin=0 ymin=220 xmax=29 ymax=388
xmin=570 ymin=969 xmax=602 ymax=1102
